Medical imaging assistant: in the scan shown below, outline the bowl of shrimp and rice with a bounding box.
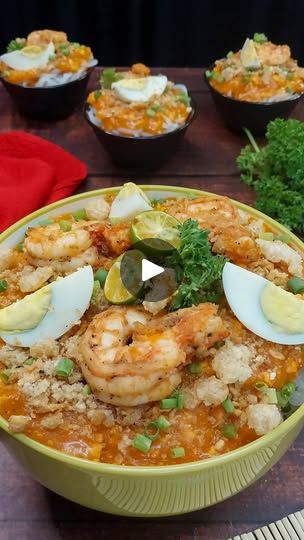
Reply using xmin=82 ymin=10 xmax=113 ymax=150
xmin=0 ymin=185 xmax=303 ymax=517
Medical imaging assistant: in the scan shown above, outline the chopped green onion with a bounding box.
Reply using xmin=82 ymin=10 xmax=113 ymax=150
xmin=16 ymin=242 xmax=24 ymax=252
xmin=287 ymin=276 xmax=304 ymax=295
xmin=214 ymin=340 xmax=225 ymax=350
xmin=221 ymin=423 xmax=237 ymax=439
xmin=94 ymin=268 xmax=108 ymax=287
xmin=205 ymin=69 xmax=213 ymax=79
xmin=171 ymin=446 xmax=185 ymax=458
xmin=243 ymin=72 xmax=252 ymax=84
xmin=55 ymin=358 xmax=74 ymax=378
xmin=62 ymin=49 xmax=70 ymax=56
xmin=175 ymin=93 xmax=190 ymax=105
xmin=154 ymin=415 xmax=171 ymax=430
xmin=276 ymin=382 xmax=296 ymax=408
xmin=146 ymin=108 xmax=156 ymax=117
xmin=160 ymin=397 xmax=177 ymax=409
xmin=227 ymin=51 xmax=234 ymax=59
xmin=72 ymin=208 xmax=88 ymax=221
xmin=39 ymin=218 xmax=53 ymax=227
xmin=266 ymin=388 xmax=278 ymax=404
xmin=176 ymin=393 xmax=184 ymax=409
xmin=144 ymin=421 xmax=160 ymax=441
xmin=259 ymin=232 xmax=274 ymax=241
xmin=91 ymin=280 xmax=101 ymax=305
xmin=223 ymin=398 xmax=235 ymax=413
xmin=188 ymin=362 xmax=202 ymax=374
xmin=274 ymin=233 xmax=291 ymax=243
xmin=0 ymin=279 xmax=8 ymax=293
xmin=48 ymin=55 xmax=56 ymax=61
xmin=100 ymin=67 xmax=123 ymax=89
xmin=253 ymin=32 xmax=268 ymax=44
xmin=23 ymin=357 xmax=36 ymax=366
xmin=72 ymin=42 xmax=80 ymax=48
xmin=83 ymin=384 xmax=92 ymax=396
xmin=133 ymin=433 xmax=152 ymax=453
xmin=6 ymin=38 xmax=26 ymax=52
xmin=0 ymin=368 xmax=12 ymax=384
xmin=255 ymin=381 xmax=268 ymax=390
xmin=212 ymin=72 xmax=224 ymax=83
xmin=94 ymin=90 xmax=102 ymax=99
xmin=59 ymin=220 xmax=72 ymax=232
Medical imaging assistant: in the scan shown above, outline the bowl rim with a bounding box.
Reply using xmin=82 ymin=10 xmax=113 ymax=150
xmin=0 ymin=184 xmax=303 ymax=476
xmin=84 ymin=98 xmax=196 ymax=140
xmin=204 ymin=65 xmax=304 ymax=106
xmin=0 ymin=66 xmax=94 ymax=91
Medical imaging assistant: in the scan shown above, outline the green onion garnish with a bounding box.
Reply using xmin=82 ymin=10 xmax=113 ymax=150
xmin=227 ymin=51 xmax=234 ymax=59
xmin=55 ymin=358 xmax=74 ymax=378
xmin=39 ymin=218 xmax=53 ymax=227
xmin=176 ymin=393 xmax=184 ymax=409
xmin=91 ymin=280 xmax=101 ymax=305
xmin=259 ymin=232 xmax=274 ymax=241
xmin=274 ymin=233 xmax=291 ymax=243
xmin=72 ymin=208 xmax=88 ymax=221
xmin=0 ymin=368 xmax=12 ymax=384
xmin=160 ymin=397 xmax=177 ymax=409
xmin=83 ymin=384 xmax=92 ymax=396
xmin=144 ymin=421 xmax=160 ymax=441
xmin=0 ymin=279 xmax=8 ymax=293
xmin=287 ymin=276 xmax=304 ymax=295
xmin=223 ymin=398 xmax=235 ymax=413
xmin=133 ymin=433 xmax=152 ymax=453
xmin=188 ymin=362 xmax=202 ymax=374
xmin=94 ymin=268 xmax=108 ymax=287
xmin=6 ymin=38 xmax=26 ymax=52
xmin=146 ymin=108 xmax=156 ymax=117
xmin=59 ymin=220 xmax=72 ymax=232
xmin=23 ymin=357 xmax=36 ymax=366
xmin=154 ymin=415 xmax=171 ymax=430
xmin=175 ymin=93 xmax=190 ymax=105
xmin=253 ymin=32 xmax=268 ymax=44
xmin=100 ymin=67 xmax=123 ymax=89
xmin=94 ymin=90 xmax=102 ymax=99
xmin=221 ymin=423 xmax=237 ymax=439
xmin=256 ymin=382 xmax=278 ymax=404
xmin=72 ymin=42 xmax=80 ymax=48
xmin=276 ymin=382 xmax=296 ymax=408
xmin=205 ymin=69 xmax=213 ymax=79
xmin=16 ymin=242 xmax=24 ymax=252
xmin=212 ymin=72 xmax=224 ymax=84
xmin=171 ymin=447 xmax=185 ymax=458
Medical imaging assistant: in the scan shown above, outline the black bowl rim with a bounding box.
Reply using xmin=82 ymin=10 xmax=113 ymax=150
xmin=204 ymin=64 xmax=304 ymax=107
xmin=0 ymin=65 xmax=94 ymax=91
xmin=84 ymin=96 xmax=196 ymax=141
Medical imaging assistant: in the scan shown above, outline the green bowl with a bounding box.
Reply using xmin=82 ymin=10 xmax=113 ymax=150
xmin=0 ymin=185 xmax=303 ymax=517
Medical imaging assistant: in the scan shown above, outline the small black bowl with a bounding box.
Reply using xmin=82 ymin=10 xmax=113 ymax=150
xmin=1 ymin=68 xmax=94 ymax=120
xmin=204 ymin=67 xmax=303 ymax=135
xmin=85 ymin=102 xmax=195 ymax=171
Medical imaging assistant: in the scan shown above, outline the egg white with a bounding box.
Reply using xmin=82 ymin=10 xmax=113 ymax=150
xmin=222 ymin=262 xmax=304 ymax=345
xmin=0 ymin=42 xmax=55 ymax=71
xmin=0 ymin=265 xmax=94 ymax=347
xmin=112 ymin=75 xmax=168 ymax=103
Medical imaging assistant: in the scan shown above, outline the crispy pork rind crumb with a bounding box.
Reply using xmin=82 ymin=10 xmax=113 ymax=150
xmin=0 ymin=344 xmax=29 ymax=367
xmin=30 ymin=338 xmax=60 ymax=358
xmin=212 ymin=342 xmax=253 ymax=384
xmin=19 ymin=266 xmax=53 ymax=292
xmin=247 ymin=403 xmax=282 ymax=435
xmin=143 ymin=298 xmax=169 ymax=315
xmin=256 ymin=239 xmax=303 ymax=275
xmin=41 ymin=411 xmax=63 ymax=430
xmin=0 ymin=248 xmax=15 ymax=271
xmin=85 ymin=197 xmax=110 ymax=221
xmin=8 ymin=415 xmax=30 ymax=433
xmin=195 ymin=376 xmax=229 ymax=406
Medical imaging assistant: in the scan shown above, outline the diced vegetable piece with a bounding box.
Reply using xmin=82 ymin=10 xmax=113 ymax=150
xmin=0 ymin=368 xmax=12 ymax=384
xmin=288 ymin=276 xmax=304 ymax=294
xmin=55 ymin=358 xmax=74 ymax=378
xmin=59 ymin=220 xmax=72 ymax=232
xmin=155 ymin=415 xmax=171 ymax=430
xmin=144 ymin=421 xmax=160 ymax=441
xmin=133 ymin=433 xmax=152 ymax=453
xmin=188 ymin=362 xmax=202 ymax=374
xmin=72 ymin=209 xmax=88 ymax=221
xmin=23 ymin=357 xmax=36 ymax=366
xmin=0 ymin=280 xmax=8 ymax=293
xmin=171 ymin=447 xmax=185 ymax=458
xmin=223 ymin=398 xmax=235 ymax=413
xmin=258 ymin=232 xmax=274 ymax=241
xmin=160 ymin=398 xmax=177 ymax=409
xmin=221 ymin=423 xmax=238 ymax=439
xmin=94 ymin=268 xmax=108 ymax=286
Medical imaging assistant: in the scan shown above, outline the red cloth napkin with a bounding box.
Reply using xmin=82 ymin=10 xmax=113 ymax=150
xmin=0 ymin=131 xmax=87 ymax=231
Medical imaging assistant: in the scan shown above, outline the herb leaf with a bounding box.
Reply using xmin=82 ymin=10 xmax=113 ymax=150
xmin=100 ymin=67 xmax=123 ymax=89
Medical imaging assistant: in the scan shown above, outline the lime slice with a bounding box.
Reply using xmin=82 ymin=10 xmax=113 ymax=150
xmin=109 ymin=183 xmax=152 ymax=223
xmin=104 ymin=251 xmax=143 ymax=305
xmin=131 ymin=211 xmax=180 ymax=254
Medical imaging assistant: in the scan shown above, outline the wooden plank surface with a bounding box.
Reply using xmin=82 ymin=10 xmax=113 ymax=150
xmin=0 ymin=68 xmax=303 ymax=540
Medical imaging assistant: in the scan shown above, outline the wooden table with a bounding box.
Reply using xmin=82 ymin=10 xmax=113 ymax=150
xmin=0 ymin=68 xmax=303 ymax=540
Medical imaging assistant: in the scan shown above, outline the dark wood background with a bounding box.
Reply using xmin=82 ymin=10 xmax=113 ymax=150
xmin=0 ymin=68 xmax=303 ymax=540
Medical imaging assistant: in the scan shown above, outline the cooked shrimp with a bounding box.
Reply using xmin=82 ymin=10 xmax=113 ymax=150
xmin=24 ymin=222 xmax=99 ymax=272
xmin=27 ymin=29 xmax=67 ymax=46
xmin=256 ymin=42 xmax=291 ymax=66
xmin=78 ymin=303 xmax=228 ymax=406
xmin=160 ymin=196 xmax=260 ymax=263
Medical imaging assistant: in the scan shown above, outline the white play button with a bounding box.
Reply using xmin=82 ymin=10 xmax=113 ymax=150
xmin=141 ymin=259 xmax=164 ymax=282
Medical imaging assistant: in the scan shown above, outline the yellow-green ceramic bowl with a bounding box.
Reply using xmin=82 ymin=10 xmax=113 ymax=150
xmin=0 ymin=185 xmax=303 ymax=517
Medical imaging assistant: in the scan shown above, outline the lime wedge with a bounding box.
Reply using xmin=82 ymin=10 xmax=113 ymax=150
xmin=104 ymin=251 xmax=143 ymax=304
xmin=109 ymin=183 xmax=152 ymax=223
xmin=131 ymin=211 xmax=180 ymax=254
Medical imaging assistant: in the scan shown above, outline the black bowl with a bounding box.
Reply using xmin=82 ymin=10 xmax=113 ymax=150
xmin=1 ymin=68 xmax=94 ymax=120
xmin=85 ymin=102 xmax=195 ymax=171
xmin=204 ymin=67 xmax=303 ymax=135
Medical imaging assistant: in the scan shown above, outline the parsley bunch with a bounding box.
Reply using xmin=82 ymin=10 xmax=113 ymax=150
xmin=168 ymin=219 xmax=226 ymax=311
xmin=237 ymin=119 xmax=304 ymax=235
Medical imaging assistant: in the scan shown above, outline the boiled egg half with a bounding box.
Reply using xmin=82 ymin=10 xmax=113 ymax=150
xmin=0 ymin=265 xmax=94 ymax=347
xmin=222 ymin=262 xmax=304 ymax=345
xmin=0 ymin=42 xmax=55 ymax=71
xmin=112 ymin=75 xmax=168 ymax=103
